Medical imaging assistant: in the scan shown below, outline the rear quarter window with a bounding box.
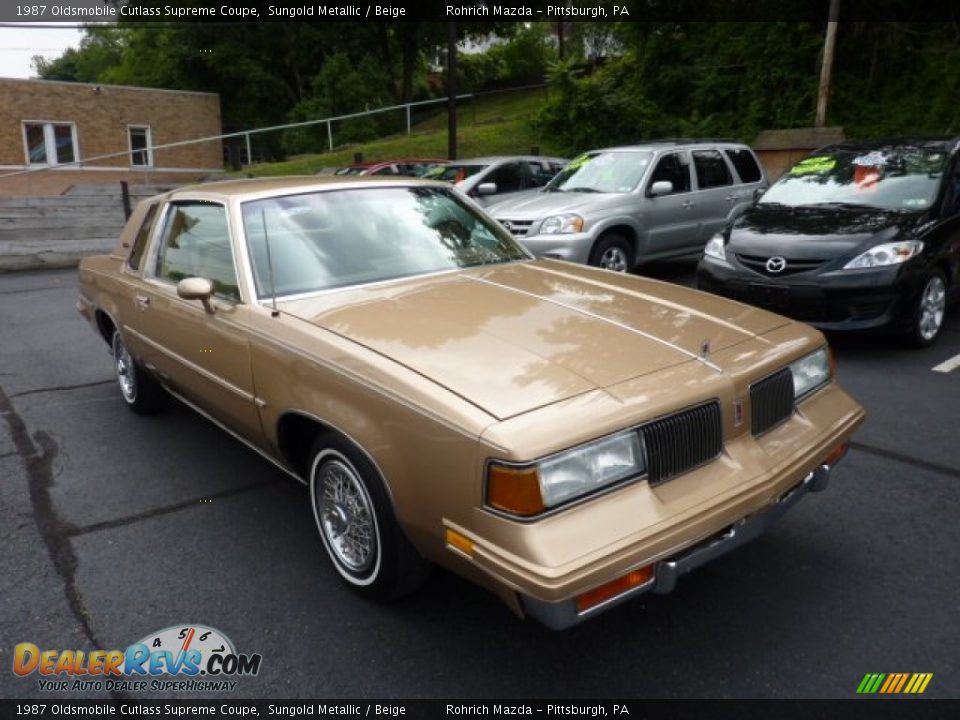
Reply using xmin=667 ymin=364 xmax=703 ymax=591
xmin=724 ymin=148 xmax=763 ymax=184
xmin=127 ymin=203 xmax=159 ymax=271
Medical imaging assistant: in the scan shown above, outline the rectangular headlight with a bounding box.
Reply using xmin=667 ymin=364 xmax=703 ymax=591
xmin=487 ymin=431 xmax=645 ymax=516
xmin=789 ymin=347 xmax=831 ymax=400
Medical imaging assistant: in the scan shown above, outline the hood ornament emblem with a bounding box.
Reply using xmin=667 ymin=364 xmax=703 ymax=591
xmin=700 ymin=338 xmax=711 ymax=359
xmin=766 ymin=256 xmax=787 ymax=273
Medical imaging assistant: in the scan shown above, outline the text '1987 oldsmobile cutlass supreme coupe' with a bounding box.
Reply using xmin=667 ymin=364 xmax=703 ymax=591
xmin=78 ymin=177 xmax=865 ymax=629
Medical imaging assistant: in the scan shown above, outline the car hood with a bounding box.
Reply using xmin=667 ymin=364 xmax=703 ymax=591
xmin=730 ymin=203 xmax=922 ymax=259
xmin=279 ymin=260 xmax=790 ymax=420
xmin=488 ymin=190 xmax=626 ymax=219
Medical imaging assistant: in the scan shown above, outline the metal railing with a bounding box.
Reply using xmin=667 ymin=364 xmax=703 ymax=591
xmin=0 ymin=83 xmax=550 ymax=180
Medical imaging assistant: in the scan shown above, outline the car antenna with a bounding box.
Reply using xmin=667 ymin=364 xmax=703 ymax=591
xmin=261 ymin=208 xmax=280 ymax=318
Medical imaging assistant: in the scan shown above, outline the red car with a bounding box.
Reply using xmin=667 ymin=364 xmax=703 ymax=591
xmin=333 ymin=158 xmax=448 ymax=178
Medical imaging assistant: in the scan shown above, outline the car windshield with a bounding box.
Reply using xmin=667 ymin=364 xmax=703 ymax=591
xmin=544 ymin=151 xmax=653 ymax=193
xmin=423 ymin=164 xmax=486 ymax=183
xmin=759 ymin=146 xmax=948 ymax=211
xmin=241 ymin=186 xmax=529 ymax=298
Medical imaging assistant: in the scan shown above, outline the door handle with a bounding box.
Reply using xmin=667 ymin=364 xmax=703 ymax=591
xmin=135 ymin=294 xmax=150 ymax=310
xmin=681 ymin=201 xmax=695 ymax=210
xmin=725 ymin=194 xmax=737 ymax=202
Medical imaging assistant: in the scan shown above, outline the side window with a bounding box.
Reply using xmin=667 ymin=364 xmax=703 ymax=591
xmin=488 ymin=163 xmax=525 ymax=193
xmin=947 ymin=158 xmax=960 ymax=216
xmin=648 ymin=152 xmax=692 ymax=194
xmin=693 ymin=150 xmax=733 ymax=189
xmin=127 ymin=203 xmax=159 ymax=271
xmin=724 ymin=148 xmax=763 ymax=184
xmin=153 ymin=203 xmax=240 ymax=302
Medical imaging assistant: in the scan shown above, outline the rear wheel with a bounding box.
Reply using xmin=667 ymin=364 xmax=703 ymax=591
xmin=308 ymin=433 xmax=431 ymax=600
xmin=111 ymin=330 xmax=165 ymax=414
xmin=589 ymin=234 xmax=632 ymax=272
xmin=904 ymin=270 xmax=947 ymax=348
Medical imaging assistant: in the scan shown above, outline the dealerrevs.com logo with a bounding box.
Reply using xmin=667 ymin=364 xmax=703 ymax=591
xmin=13 ymin=624 xmax=262 ymax=693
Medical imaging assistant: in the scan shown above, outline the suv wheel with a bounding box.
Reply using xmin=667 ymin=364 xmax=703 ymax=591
xmin=589 ymin=234 xmax=632 ymax=273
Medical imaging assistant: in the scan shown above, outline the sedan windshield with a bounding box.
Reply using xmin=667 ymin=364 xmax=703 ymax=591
xmin=760 ymin=146 xmax=948 ymax=211
xmin=241 ymin=187 xmax=529 ymax=298
xmin=545 ymin=151 xmax=653 ymax=193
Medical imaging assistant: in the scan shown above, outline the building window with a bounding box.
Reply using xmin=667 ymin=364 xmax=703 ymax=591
xmin=129 ymin=126 xmax=152 ymax=167
xmin=23 ymin=121 xmax=77 ymax=166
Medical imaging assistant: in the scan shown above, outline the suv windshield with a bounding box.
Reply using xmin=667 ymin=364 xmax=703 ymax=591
xmin=545 ymin=151 xmax=653 ymax=193
xmin=241 ymin=186 xmax=529 ymax=298
xmin=760 ymin=146 xmax=948 ymax=211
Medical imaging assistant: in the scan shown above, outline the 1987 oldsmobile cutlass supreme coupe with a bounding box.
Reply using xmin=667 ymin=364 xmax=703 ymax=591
xmin=78 ymin=177 xmax=865 ymax=628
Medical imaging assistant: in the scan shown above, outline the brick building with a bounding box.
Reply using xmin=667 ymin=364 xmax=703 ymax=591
xmin=0 ymin=78 xmax=223 ymax=195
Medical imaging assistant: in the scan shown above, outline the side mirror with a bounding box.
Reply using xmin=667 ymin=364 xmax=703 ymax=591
xmin=649 ymin=180 xmax=674 ymax=197
xmin=177 ymin=277 xmax=215 ymax=314
xmin=477 ymin=182 xmax=498 ymax=196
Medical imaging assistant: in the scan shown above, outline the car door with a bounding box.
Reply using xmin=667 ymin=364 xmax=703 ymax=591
xmin=723 ymin=146 xmax=768 ymax=217
xmin=643 ymin=150 xmax=700 ymax=255
xmin=132 ymin=200 xmax=263 ymax=441
xmin=692 ymin=148 xmax=740 ymax=241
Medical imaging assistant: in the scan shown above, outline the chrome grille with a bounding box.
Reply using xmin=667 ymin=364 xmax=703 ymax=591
xmin=499 ymin=219 xmax=534 ymax=236
xmin=736 ymin=253 xmax=826 ymax=277
xmin=640 ymin=401 xmax=722 ymax=486
xmin=750 ymin=367 xmax=795 ymax=436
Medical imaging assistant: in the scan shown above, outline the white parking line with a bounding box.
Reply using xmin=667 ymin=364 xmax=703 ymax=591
xmin=932 ymin=353 xmax=960 ymax=373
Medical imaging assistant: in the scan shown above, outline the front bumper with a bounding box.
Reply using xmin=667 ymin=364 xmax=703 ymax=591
xmin=697 ymin=256 xmax=923 ymax=332
xmin=512 ymin=231 xmax=596 ymax=265
xmin=522 ymin=464 xmax=831 ymax=629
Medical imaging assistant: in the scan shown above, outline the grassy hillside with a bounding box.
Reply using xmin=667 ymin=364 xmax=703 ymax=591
xmin=234 ymin=87 xmax=561 ymax=178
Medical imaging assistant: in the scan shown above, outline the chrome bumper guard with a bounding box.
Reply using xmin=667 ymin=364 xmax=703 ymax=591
xmin=523 ymin=464 xmax=831 ymax=630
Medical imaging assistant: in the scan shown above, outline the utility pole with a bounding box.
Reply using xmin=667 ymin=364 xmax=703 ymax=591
xmin=447 ymin=20 xmax=458 ymax=160
xmin=815 ymin=0 xmax=840 ymax=128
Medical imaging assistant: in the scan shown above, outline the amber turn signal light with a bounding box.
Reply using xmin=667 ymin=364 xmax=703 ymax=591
xmin=486 ymin=464 xmax=545 ymax=516
xmin=575 ymin=565 xmax=655 ymax=614
xmin=445 ymin=528 xmax=475 ymax=556
xmin=824 ymin=441 xmax=848 ymax=466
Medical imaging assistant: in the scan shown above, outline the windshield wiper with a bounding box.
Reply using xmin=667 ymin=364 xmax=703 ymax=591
xmin=561 ymin=186 xmax=602 ymax=193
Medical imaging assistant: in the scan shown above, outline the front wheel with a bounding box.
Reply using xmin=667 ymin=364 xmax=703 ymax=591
xmin=111 ymin=330 xmax=165 ymax=414
xmin=589 ymin=234 xmax=633 ymax=273
xmin=904 ymin=269 xmax=948 ymax=348
xmin=308 ymin=433 xmax=431 ymax=600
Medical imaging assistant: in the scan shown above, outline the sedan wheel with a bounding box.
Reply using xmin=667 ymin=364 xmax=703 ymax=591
xmin=308 ymin=433 xmax=431 ymax=599
xmin=907 ymin=270 xmax=948 ymax=348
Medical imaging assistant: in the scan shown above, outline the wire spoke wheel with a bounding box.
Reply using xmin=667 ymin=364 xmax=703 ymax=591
xmin=112 ymin=332 xmax=137 ymax=404
xmin=313 ymin=453 xmax=378 ymax=577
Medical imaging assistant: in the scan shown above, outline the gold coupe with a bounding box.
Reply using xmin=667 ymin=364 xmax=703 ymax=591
xmin=78 ymin=177 xmax=865 ymax=628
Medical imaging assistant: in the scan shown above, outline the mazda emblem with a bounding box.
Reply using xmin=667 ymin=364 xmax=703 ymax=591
xmin=765 ymin=256 xmax=787 ymax=273
xmin=501 ymin=220 xmax=513 ymax=231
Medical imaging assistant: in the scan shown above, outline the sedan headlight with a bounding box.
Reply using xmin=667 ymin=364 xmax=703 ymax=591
xmin=540 ymin=214 xmax=584 ymax=234
xmin=843 ymin=240 xmax=923 ymax=269
xmin=790 ymin=347 xmax=832 ymax=399
xmin=704 ymin=233 xmax=727 ymax=261
xmin=487 ymin=431 xmax=645 ymax=516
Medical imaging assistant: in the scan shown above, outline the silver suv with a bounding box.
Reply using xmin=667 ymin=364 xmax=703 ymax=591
xmin=488 ymin=141 xmax=767 ymax=272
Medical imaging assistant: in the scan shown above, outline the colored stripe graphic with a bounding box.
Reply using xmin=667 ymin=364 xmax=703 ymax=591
xmin=857 ymin=673 xmax=932 ymax=694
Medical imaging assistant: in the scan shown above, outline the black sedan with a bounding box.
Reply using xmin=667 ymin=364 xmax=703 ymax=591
xmin=697 ymin=137 xmax=960 ymax=346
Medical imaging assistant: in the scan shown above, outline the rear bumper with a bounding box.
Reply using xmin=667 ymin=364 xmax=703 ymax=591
xmin=523 ymin=463 xmax=832 ymax=630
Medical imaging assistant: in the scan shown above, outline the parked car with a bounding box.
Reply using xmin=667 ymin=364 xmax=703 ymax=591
xmin=424 ymin=155 xmax=568 ymax=206
xmin=698 ymin=137 xmax=960 ymax=347
xmin=333 ymin=158 xmax=448 ymax=177
xmin=77 ymin=176 xmax=863 ymax=629
xmin=489 ymin=141 xmax=768 ymax=272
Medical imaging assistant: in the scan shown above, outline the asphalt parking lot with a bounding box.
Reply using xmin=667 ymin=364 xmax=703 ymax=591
xmin=1 ymin=264 xmax=958 ymax=700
